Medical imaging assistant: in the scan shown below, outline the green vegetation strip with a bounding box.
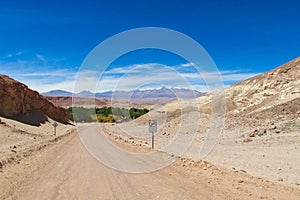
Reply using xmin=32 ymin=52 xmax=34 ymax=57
xmin=67 ymin=107 xmax=149 ymax=123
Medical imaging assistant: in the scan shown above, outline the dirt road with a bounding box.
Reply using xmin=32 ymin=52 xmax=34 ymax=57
xmin=1 ymin=124 xmax=299 ymax=200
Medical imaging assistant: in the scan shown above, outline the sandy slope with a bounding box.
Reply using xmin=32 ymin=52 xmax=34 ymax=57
xmin=0 ymin=117 xmax=75 ymax=168
xmin=0 ymin=124 xmax=299 ymax=200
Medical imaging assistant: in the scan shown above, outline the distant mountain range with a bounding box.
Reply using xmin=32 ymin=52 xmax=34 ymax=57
xmin=41 ymin=90 xmax=73 ymax=97
xmin=42 ymin=87 xmax=205 ymax=99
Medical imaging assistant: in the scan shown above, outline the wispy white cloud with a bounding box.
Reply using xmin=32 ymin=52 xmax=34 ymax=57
xmin=180 ymin=62 xmax=195 ymax=67
xmin=35 ymin=54 xmax=46 ymax=62
xmin=180 ymin=70 xmax=259 ymax=82
xmin=0 ymin=54 xmax=77 ymax=92
xmin=15 ymin=70 xmax=76 ymax=78
xmin=103 ymin=63 xmax=159 ymax=75
xmin=5 ymin=51 xmax=23 ymax=58
xmin=99 ymin=63 xmax=259 ymax=90
xmin=25 ymin=79 xmax=76 ymax=93
xmin=0 ymin=58 xmax=261 ymax=93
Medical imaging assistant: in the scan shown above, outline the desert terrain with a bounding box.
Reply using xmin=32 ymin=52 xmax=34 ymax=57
xmin=100 ymin=57 xmax=300 ymax=188
xmin=1 ymin=123 xmax=300 ymax=200
xmin=0 ymin=57 xmax=299 ymax=199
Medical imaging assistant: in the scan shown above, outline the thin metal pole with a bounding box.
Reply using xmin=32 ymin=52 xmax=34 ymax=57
xmin=152 ymin=131 xmax=154 ymax=149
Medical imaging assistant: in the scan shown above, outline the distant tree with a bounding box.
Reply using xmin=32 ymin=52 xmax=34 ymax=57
xmin=129 ymin=108 xmax=149 ymax=119
xmin=69 ymin=106 xmax=149 ymax=123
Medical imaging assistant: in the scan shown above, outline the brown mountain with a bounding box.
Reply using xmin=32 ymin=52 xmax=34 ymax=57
xmin=0 ymin=75 xmax=71 ymax=126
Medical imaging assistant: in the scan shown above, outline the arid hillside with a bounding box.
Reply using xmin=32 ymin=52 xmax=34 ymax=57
xmin=164 ymin=56 xmax=300 ymax=133
xmin=0 ymin=75 xmax=74 ymax=170
xmin=0 ymin=75 xmax=71 ymax=125
xmin=225 ymin=56 xmax=300 ymax=115
xmin=103 ymin=56 xmax=300 ymax=187
xmin=219 ymin=56 xmax=300 ymax=135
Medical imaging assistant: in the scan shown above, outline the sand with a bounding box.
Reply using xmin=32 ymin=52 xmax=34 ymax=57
xmin=0 ymin=116 xmax=75 ymax=168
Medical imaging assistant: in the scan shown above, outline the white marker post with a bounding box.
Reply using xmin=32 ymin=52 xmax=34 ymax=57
xmin=148 ymin=120 xmax=157 ymax=149
xmin=53 ymin=122 xmax=58 ymax=136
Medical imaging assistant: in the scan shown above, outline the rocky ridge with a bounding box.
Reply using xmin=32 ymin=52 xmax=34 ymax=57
xmin=0 ymin=75 xmax=70 ymax=125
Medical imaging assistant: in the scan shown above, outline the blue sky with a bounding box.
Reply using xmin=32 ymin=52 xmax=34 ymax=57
xmin=0 ymin=0 xmax=299 ymax=92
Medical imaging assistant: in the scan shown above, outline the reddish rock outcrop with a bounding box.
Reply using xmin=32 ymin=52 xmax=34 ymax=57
xmin=0 ymin=75 xmax=70 ymax=125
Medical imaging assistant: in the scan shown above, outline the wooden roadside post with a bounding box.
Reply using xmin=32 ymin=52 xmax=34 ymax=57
xmin=148 ymin=120 xmax=157 ymax=149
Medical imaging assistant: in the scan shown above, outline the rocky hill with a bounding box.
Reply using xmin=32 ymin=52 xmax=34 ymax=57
xmin=222 ymin=56 xmax=300 ymax=133
xmin=224 ymin=56 xmax=300 ymax=115
xmin=0 ymin=75 xmax=71 ymax=126
xmin=195 ymin=56 xmax=299 ymax=127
